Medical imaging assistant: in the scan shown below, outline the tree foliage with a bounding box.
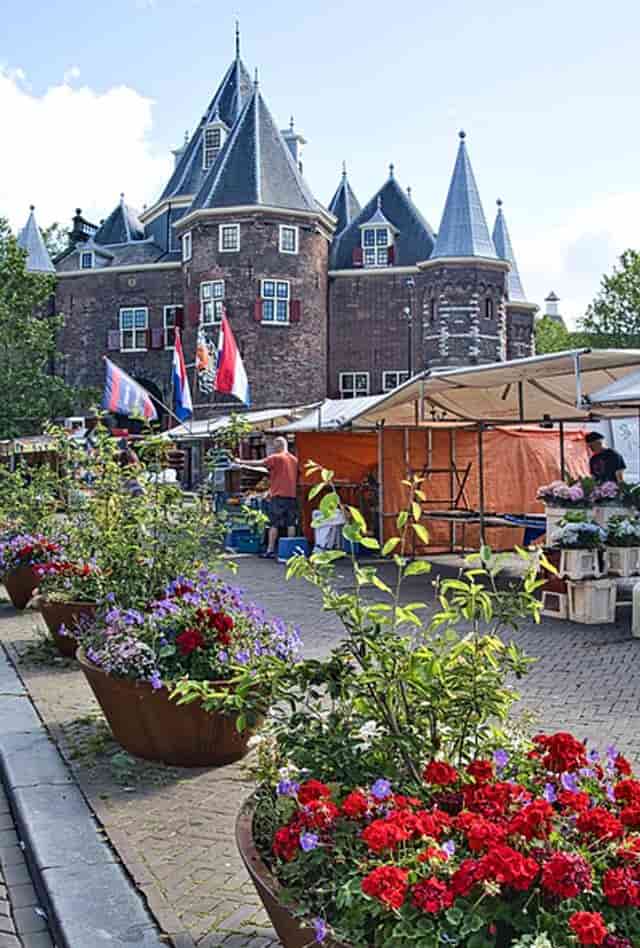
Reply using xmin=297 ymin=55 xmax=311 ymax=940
xmin=579 ymin=249 xmax=640 ymax=348
xmin=0 ymin=217 xmax=79 ymax=439
xmin=40 ymin=222 xmax=69 ymax=260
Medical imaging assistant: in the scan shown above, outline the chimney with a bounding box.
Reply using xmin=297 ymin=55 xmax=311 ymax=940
xmin=70 ymin=208 xmax=98 ymax=246
xmin=281 ymin=117 xmax=307 ymax=174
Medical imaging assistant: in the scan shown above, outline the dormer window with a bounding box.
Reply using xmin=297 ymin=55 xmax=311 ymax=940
xmin=80 ymin=250 xmax=94 ymax=270
xmin=203 ymin=124 xmax=226 ymax=170
xmin=362 ymin=227 xmax=391 ymax=267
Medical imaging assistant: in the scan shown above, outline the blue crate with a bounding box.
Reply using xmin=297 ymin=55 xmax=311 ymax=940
xmin=277 ymin=537 xmax=310 ymax=562
xmin=226 ymin=527 xmax=262 ymax=554
xmin=342 ymin=536 xmax=366 ymax=557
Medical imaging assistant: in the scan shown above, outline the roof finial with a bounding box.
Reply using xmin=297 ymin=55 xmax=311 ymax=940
xmin=29 ymin=204 xmax=35 ymax=212
xmin=342 ymin=160 xmax=347 ymax=177
xmin=496 ymin=198 xmax=503 ymax=208
xmin=459 ymin=129 xmax=466 ymax=140
xmin=289 ymin=115 xmax=294 ymax=131
xmin=389 ymin=162 xmax=395 ymax=178
xmin=235 ymin=20 xmax=240 ymax=58
xmin=407 ymin=186 xmax=412 ymax=199
xmin=377 ymin=195 xmax=382 ymax=209
xmin=254 ymin=67 xmax=259 ymax=88
xmin=184 ymin=129 xmax=189 ymax=145
xmin=120 ymin=192 xmax=125 ymax=204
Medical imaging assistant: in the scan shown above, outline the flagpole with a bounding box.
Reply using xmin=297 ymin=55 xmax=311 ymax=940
xmin=103 ymin=355 xmax=193 ymax=435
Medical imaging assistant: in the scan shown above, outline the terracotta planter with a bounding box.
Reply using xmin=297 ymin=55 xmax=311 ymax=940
xmin=236 ymin=799 xmax=515 ymax=948
xmin=3 ymin=565 xmax=39 ymax=610
xmin=77 ymin=649 xmax=260 ymax=767
xmin=39 ymin=600 xmax=97 ymax=658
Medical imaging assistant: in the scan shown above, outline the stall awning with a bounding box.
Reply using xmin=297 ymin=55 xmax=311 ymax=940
xmin=588 ymin=368 xmax=640 ymax=408
xmin=345 ymin=349 xmax=640 ymax=427
xmin=280 ymin=396 xmax=384 ymax=431
xmin=166 ymin=406 xmax=311 ymax=441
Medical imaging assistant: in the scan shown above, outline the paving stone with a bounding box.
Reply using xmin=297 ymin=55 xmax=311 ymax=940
xmin=0 ymin=848 xmax=24 ymax=869
xmin=0 ymin=932 xmax=21 ymax=948
xmin=0 ymin=696 xmax=41 ymax=737
xmin=20 ymin=933 xmax=56 ymax=948
xmin=12 ymin=905 xmax=47 ymax=934
xmin=0 ymin=732 xmax=74 ymax=790
xmin=7 ymin=882 xmax=38 ymax=909
xmin=1 ymin=864 xmax=30 ymax=887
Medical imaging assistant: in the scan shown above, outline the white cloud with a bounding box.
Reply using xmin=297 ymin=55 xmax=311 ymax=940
xmin=520 ymin=192 xmax=640 ymax=327
xmin=63 ymin=66 xmax=81 ymax=84
xmin=0 ymin=67 xmax=172 ymax=233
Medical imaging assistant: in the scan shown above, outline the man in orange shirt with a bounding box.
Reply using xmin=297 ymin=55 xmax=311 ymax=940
xmin=236 ymin=437 xmax=299 ymax=559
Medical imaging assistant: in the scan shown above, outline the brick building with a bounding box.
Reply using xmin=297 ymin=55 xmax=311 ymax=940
xmin=23 ymin=31 xmax=537 ymax=418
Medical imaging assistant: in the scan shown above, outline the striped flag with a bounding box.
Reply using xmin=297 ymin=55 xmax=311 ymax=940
xmin=214 ymin=313 xmax=250 ymax=406
xmin=172 ymin=327 xmax=193 ymax=421
xmin=102 ymin=358 xmax=157 ymax=421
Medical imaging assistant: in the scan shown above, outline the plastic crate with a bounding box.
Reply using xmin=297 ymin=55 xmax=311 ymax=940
xmin=277 ymin=537 xmax=310 ymax=562
xmin=226 ymin=527 xmax=262 ymax=554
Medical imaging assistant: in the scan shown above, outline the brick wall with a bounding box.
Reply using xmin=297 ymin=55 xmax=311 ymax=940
xmin=506 ymin=306 xmax=536 ymax=360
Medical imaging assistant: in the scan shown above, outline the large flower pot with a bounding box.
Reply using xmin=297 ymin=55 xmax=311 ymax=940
xmin=236 ymin=799 xmax=515 ymax=948
xmin=559 ymin=548 xmax=601 ymax=581
xmin=593 ymin=504 xmax=629 ymax=529
xmin=39 ymin=600 xmax=97 ymax=658
xmin=3 ymin=565 xmax=39 ymax=609
xmin=77 ymin=649 xmax=259 ymax=767
xmin=604 ymin=546 xmax=640 ymax=578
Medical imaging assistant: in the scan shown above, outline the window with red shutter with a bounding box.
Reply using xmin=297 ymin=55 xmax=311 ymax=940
xmin=254 ymin=300 xmax=263 ymax=322
xmin=189 ymin=299 xmax=200 ymax=326
xmin=387 ymin=245 xmax=395 ymax=265
xmin=352 ymin=247 xmax=363 ymax=267
xmin=145 ymin=328 xmax=153 ymax=350
xmin=174 ymin=306 xmax=184 ymax=329
xmin=290 ymin=300 xmax=301 ymax=323
xmin=151 ymin=328 xmax=164 ymax=349
xmin=107 ymin=330 xmax=121 ymax=351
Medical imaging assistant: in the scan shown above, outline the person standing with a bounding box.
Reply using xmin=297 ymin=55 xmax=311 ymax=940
xmin=235 ymin=437 xmax=299 ymax=559
xmin=585 ymin=431 xmax=626 ymax=483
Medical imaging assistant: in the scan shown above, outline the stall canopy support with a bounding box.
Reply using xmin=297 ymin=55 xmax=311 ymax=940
xmin=559 ymin=421 xmax=566 ymax=481
xmin=477 ymin=423 xmax=486 ymax=546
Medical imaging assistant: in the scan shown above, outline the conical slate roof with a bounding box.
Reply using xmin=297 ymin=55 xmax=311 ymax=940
xmin=431 ymin=132 xmax=496 ymax=259
xmin=328 ymin=165 xmax=361 ymax=235
xmin=492 ymin=200 xmax=526 ymax=301
xmin=160 ymin=49 xmax=252 ymax=202
xmin=330 ymin=171 xmax=435 ymax=269
xmin=94 ymin=196 xmax=145 ymax=245
xmin=191 ymin=83 xmax=318 ymax=212
xmin=17 ymin=207 xmax=55 ymax=273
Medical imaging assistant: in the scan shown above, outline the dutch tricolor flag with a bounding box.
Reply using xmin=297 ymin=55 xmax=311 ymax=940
xmin=172 ymin=327 xmax=193 ymax=421
xmin=214 ymin=312 xmax=250 ymax=406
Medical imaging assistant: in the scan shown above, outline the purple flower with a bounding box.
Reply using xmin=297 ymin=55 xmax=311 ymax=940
xmin=441 ymin=840 xmax=456 ymax=858
xmin=605 ymin=782 xmax=616 ymax=802
xmin=235 ymin=650 xmax=250 ymax=665
xmin=543 ymin=783 xmax=557 ymax=803
xmin=371 ymin=779 xmax=392 ymax=801
xmin=217 ymin=650 xmax=229 ymax=663
xmin=579 ymin=768 xmax=595 ymax=780
xmin=587 ymin=748 xmax=601 ymax=763
xmin=606 ymin=744 xmax=619 ymax=761
xmin=277 ymin=779 xmax=300 ymax=797
xmin=561 ymin=772 xmax=579 ymax=792
xmin=300 ymin=832 xmax=319 ymax=852
xmin=313 ymin=918 xmax=327 ymax=944
xmin=493 ymin=749 xmax=509 ymax=771
xmin=149 ymin=671 xmax=162 ymax=691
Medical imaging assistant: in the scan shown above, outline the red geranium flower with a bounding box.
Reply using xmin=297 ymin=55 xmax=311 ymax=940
xmin=450 ymin=858 xmax=485 ymax=897
xmin=341 ymin=791 xmax=369 ymax=820
xmin=272 ymin=825 xmax=299 ymax=862
xmin=456 ymin=812 xmax=506 ymax=852
xmin=361 ymin=817 xmax=410 ymax=853
xmin=614 ymin=754 xmax=633 ymax=777
xmin=576 ymin=807 xmax=623 ymax=841
xmin=466 ymin=760 xmax=494 ymax=783
xmin=411 ymin=876 xmax=453 ymax=914
xmin=297 ymin=780 xmax=331 ymax=805
xmin=361 ymin=865 xmax=408 ymax=910
xmin=569 ymin=911 xmax=608 ymax=946
xmin=533 ymin=732 xmax=587 ymax=773
xmin=480 ymin=844 xmax=538 ymax=891
xmin=508 ymin=799 xmax=554 ymax=841
xmin=603 ymin=867 xmax=640 ymax=907
xmin=541 ymin=852 xmax=592 ymax=899
xmin=300 ymin=799 xmax=340 ymax=830
xmin=423 ymin=761 xmax=458 ymax=786
xmin=176 ymin=627 xmax=205 ymax=656
xmin=620 ymin=806 xmax=640 ymax=828
xmin=557 ymin=790 xmax=591 ymax=813
xmin=614 ymin=779 xmax=640 ymax=807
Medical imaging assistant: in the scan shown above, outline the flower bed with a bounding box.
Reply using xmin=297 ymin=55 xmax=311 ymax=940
xmin=0 ymin=534 xmax=62 ymax=609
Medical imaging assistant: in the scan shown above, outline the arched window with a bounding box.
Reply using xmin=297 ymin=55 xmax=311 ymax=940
xmin=485 ymin=298 xmax=494 ymax=319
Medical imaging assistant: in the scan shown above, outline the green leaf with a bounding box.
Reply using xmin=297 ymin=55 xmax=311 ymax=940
xmin=412 ymin=523 xmax=430 ymax=545
xmin=359 ymin=536 xmax=380 ymax=550
xmin=404 ymin=560 xmax=432 ymax=577
xmin=382 ymin=537 xmax=401 ymax=556
xmin=307 ymin=482 xmax=326 ymax=500
xmin=347 ymin=506 xmax=367 ymax=532
xmin=397 ymin=511 xmax=408 ymax=530
xmin=411 ymin=501 xmax=422 ymax=522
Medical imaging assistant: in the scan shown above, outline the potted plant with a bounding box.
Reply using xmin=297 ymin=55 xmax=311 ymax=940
xmin=0 ymin=534 xmax=62 ymax=609
xmin=74 ymin=569 xmax=300 ymax=766
xmin=552 ymin=516 xmax=606 ymax=581
xmin=35 ymin=560 xmax=104 ymax=657
xmin=536 ymin=478 xmax=593 ymax=544
xmin=591 ymin=481 xmax=629 ymax=528
xmin=237 ymin=465 xmax=564 ymax=947
xmin=604 ymin=515 xmax=640 ymax=578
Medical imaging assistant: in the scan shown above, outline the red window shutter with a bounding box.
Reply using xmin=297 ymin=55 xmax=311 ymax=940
xmin=151 ymin=328 xmax=164 ymax=349
xmin=189 ymin=299 xmax=200 ymax=326
xmin=387 ymin=245 xmax=395 ymax=265
xmin=107 ymin=330 xmax=120 ymax=351
xmin=352 ymin=247 xmax=363 ymax=267
xmin=174 ymin=306 xmax=184 ymax=329
xmin=145 ymin=328 xmax=152 ymax=349
xmin=254 ymin=300 xmax=263 ymax=322
xmin=290 ymin=300 xmax=301 ymax=323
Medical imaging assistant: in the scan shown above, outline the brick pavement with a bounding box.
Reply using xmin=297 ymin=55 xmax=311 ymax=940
xmin=0 ymin=558 xmax=639 ymax=946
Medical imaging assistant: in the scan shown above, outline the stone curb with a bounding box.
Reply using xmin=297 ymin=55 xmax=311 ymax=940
xmin=0 ymin=641 xmax=168 ymax=948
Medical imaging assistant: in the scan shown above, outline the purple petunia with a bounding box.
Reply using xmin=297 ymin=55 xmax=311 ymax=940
xmin=441 ymin=840 xmax=456 ymax=858
xmin=300 ymin=832 xmax=319 ymax=852
xmin=493 ymin=749 xmax=509 ymax=771
xmin=560 ymin=772 xmax=579 ymax=792
xmin=277 ymin=779 xmax=300 ymax=797
xmin=371 ymin=779 xmax=392 ymax=801
xmin=149 ymin=671 xmax=163 ymax=691
xmin=543 ymin=783 xmax=557 ymax=803
xmin=313 ymin=918 xmax=327 ymax=944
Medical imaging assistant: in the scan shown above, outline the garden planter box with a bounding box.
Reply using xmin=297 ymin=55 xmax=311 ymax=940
xmin=567 ymin=579 xmax=617 ymax=624
xmin=559 ymin=549 xmax=601 ymax=581
xmin=541 ymin=590 xmax=568 ymax=619
xmin=544 ymin=505 xmax=571 ymax=545
xmin=236 ymin=798 xmax=515 ymax=948
xmin=78 ymin=649 xmax=260 ymax=767
xmin=593 ymin=504 xmax=629 ymax=529
xmin=604 ymin=546 xmax=640 ymax=578
xmin=39 ymin=600 xmax=97 ymax=658
xmin=3 ymin=565 xmax=39 ymax=610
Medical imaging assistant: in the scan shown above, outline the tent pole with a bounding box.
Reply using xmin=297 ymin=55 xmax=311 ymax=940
xmin=449 ymin=428 xmax=455 ymax=553
xmin=377 ymin=424 xmax=384 ymax=542
xmin=477 ymin=423 xmax=486 ymax=547
xmin=404 ymin=427 xmax=410 ymax=478
xmin=559 ymin=421 xmax=566 ymax=480
xmin=637 ymin=409 xmax=640 ymax=480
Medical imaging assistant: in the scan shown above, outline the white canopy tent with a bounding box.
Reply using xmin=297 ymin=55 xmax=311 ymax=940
xmin=588 ymin=368 xmax=640 ymax=410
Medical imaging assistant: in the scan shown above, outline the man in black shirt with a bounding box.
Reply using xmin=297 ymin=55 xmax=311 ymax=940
xmin=586 ymin=431 xmax=626 ymax=483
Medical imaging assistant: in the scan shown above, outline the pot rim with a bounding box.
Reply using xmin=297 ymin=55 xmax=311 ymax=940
xmin=40 ymin=598 xmax=98 ymax=608
xmin=76 ymin=646 xmax=237 ymax=693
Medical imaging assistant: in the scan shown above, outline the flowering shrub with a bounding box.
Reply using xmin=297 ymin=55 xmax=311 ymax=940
xmin=0 ymin=534 xmax=61 ymax=576
xmin=75 ymin=569 xmax=301 ymax=724
xmin=261 ymin=734 xmax=640 ymax=947
xmin=552 ymin=520 xmax=606 ymax=550
xmin=536 ymin=479 xmax=591 ymax=507
xmin=35 ymin=559 xmax=105 ymax=602
xmin=606 ymin=516 xmax=640 ymax=548
xmin=592 ymin=481 xmax=622 ymax=505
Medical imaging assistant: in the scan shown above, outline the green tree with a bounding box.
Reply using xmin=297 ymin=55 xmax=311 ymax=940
xmin=0 ymin=217 xmax=78 ymax=438
xmin=579 ymin=249 xmax=640 ymax=348
xmin=40 ymin=222 xmax=69 ymax=260
xmin=535 ymin=315 xmax=571 ymax=353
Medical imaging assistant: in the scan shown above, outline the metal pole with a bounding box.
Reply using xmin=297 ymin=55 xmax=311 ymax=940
xmin=449 ymin=428 xmax=454 ymax=552
xmin=377 ymin=424 xmax=384 ymax=542
xmin=518 ymin=381 xmax=524 ymax=422
xmin=477 ymin=423 xmax=486 ymax=547
xmin=559 ymin=421 xmax=566 ymax=480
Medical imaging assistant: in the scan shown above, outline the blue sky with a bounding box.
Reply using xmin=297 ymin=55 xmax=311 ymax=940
xmin=2 ymin=0 xmax=640 ymax=323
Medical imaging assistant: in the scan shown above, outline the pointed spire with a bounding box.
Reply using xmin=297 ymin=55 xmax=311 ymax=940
xmin=17 ymin=206 xmax=55 ymax=273
xmin=235 ymin=19 xmax=240 ymax=59
xmin=328 ymin=164 xmax=361 ymax=235
xmin=254 ymin=68 xmax=259 ymax=88
xmin=492 ymin=199 xmax=526 ymax=301
xmin=342 ymin=160 xmax=347 ymax=177
xmin=94 ymin=197 xmax=145 ymax=245
xmin=431 ymin=131 xmax=497 ymax=259
xmin=389 ymin=162 xmax=395 ymax=178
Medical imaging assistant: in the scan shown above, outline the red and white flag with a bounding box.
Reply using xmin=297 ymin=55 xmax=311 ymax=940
xmin=214 ymin=312 xmax=250 ymax=406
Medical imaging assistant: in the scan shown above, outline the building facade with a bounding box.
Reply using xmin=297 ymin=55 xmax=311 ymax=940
xmin=23 ymin=33 xmax=537 ymax=418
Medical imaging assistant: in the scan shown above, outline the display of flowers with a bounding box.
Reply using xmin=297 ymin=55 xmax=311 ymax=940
xmin=536 ymin=479 xmax=591 ymax=507
xmin=591 ymin=481 xmax=622 ymax=505
xmin=0 ymin=533 xmax=62 ymax=577
xmin=606 ymin=516 xmax=640 ymax=549
xmin=74 ymin=569 xmax=302 ymax=697
xmin=263 ymin=734 xmax=640 ymax=947
xmin=35 ymin=559 xmax=105 ymax=603
xmin=552 ymin=520 xmax=606 ymax=549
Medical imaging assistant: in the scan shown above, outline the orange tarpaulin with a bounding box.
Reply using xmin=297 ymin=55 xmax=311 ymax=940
xmin=296 ymin=427 xmax=590 ymax=551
